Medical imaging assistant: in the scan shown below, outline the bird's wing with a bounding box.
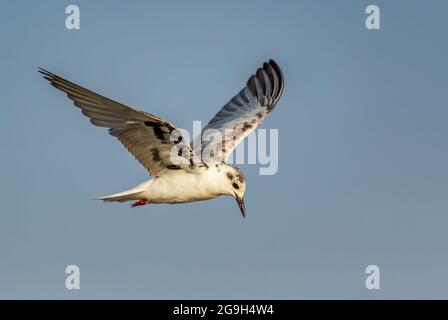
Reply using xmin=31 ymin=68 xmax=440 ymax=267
xmin=39 ymin=68 xmax=203 ymax=176
xmin=192 ymin=59 xmax=284 ymax=163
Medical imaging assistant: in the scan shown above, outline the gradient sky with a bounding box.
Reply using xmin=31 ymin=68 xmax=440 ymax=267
xmin=0 ymin=0 xmax=447 ymax=299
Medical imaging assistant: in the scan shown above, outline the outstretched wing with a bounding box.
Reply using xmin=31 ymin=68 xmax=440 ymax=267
xmin=192 ymin=59 xmax=284 ymax=163
xmin=39 ymin=68 xmax=202 ymax=176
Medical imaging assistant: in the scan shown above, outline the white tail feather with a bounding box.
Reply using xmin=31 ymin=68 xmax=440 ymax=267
xmin=96 ymin=180 xmax=153 ymax=202
xmin=97 ymin=190 xmax=143 ymax=202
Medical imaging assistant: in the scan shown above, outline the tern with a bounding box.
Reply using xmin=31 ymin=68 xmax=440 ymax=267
xmin=39 ymin=60 xmax=284 ymax=218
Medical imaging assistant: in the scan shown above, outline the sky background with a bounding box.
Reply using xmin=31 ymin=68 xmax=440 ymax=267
xmin=0 ymin=0 xmax=447 ymax=299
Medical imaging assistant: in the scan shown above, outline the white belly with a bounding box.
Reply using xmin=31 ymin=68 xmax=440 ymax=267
xmin=143 ymin=169 xmax=225 ymax=204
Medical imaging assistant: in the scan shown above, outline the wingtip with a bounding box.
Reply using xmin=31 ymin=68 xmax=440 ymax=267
xmin=267 ymin=59 xmax=284 ymax=97
xmin=268 ymin=59 xmax=282 ymax=76
xmin=37 ymin=67 xmax=54 ymax=78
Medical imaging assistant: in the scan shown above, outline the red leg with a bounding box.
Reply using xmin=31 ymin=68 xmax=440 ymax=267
xmin=131 ymin=199 xmax=150 ymax=207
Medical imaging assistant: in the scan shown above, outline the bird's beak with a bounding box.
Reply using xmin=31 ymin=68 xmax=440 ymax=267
xmin=235 ymin=195 xmax=246 ymax=218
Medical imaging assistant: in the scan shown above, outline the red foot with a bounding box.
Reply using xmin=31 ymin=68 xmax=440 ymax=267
xmin=131 ymin=199 xmax=150 ymax=207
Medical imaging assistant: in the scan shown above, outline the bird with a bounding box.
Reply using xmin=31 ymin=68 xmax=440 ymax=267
xmin=39 ymin=60 xmax=284 ymax=218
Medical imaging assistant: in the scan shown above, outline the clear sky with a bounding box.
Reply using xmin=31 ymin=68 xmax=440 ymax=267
xmin=0 ymin=0 xmax=447 ymax=299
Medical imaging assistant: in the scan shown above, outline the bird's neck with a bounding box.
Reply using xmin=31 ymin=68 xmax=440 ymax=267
xmin=201 ymin=163 xmax=234 ymax=196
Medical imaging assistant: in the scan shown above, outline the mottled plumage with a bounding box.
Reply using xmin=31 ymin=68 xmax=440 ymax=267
xmin=193 ymin=60 xmax=284 ymax=162
xmin=39 ymin=60 xmax=284 ymax=218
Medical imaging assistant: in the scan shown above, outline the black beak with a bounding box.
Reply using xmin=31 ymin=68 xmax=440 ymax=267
xmin=235 ymin=195 xmax=246 ymax=218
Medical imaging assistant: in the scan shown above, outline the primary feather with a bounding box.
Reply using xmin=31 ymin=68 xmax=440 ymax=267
xmin=39 ymin=68 xmax=202 ymax=176
xmin=192 ymin=59 xmax=284 ymax=163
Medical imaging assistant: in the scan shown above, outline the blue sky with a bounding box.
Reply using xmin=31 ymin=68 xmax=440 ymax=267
xmin=0 ymin=0 xmax=447 ymax=299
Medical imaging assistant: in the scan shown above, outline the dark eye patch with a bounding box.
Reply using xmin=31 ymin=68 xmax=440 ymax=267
xmin=232 ymin=183 xmax=239 ymax=189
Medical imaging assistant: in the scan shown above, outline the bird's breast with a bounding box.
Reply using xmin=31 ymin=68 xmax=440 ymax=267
xmin=147 ymin=169 xmax=224 ymax=204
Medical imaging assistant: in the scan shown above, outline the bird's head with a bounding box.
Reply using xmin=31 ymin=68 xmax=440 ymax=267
xmin=222 ymin=165 xmax=247 ymax=218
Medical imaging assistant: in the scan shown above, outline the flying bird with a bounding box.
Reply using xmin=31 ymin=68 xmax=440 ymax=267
xmin=39 ymin=60 xmax=284 ymax=218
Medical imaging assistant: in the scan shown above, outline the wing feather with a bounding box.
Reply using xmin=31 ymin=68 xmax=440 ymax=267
xmin=192 ymin=59 xmax=284 ymax=162
xmin=39 ymin=68 xmax=202 ymax=175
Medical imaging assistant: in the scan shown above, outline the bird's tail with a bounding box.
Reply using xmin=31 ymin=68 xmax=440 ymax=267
xmin=96 ymin=180 xmax=153 ymax=203
xmin=96 ymin=189 xmax=143 ymax=202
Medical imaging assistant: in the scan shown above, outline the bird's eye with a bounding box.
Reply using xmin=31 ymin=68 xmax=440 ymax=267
xmin=232 ymin=183 xmax=239 ymax=189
